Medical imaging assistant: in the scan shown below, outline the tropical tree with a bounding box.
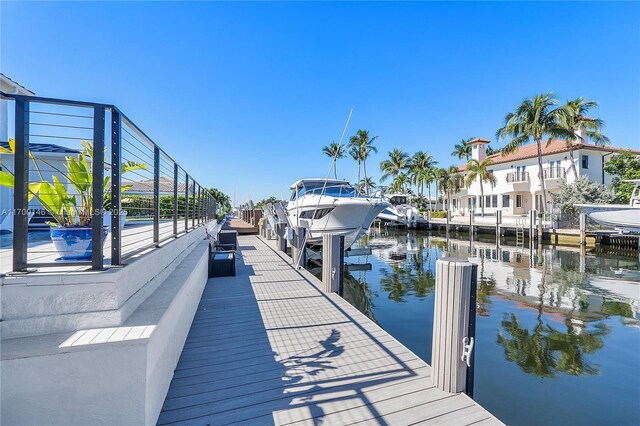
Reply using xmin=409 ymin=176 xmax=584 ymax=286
xmin=357 ymin=177 xmax=376 ymax=195
xmin=349 ymin=145 xmax=363 ymax=190
xmin=496 ymin=93 xmax=574 ymax=214
xmin=322 ymin=142 xmax=346 ymax=179
xmin=437 ymin=166 xmax=463 ymax=212
xmin=452 ymin=138 xmax=473 ymax=160
xmin=410 ymin=151 xmax=438 ymax=205
xmin=349 ymin=130 xmax=378 ymax=194
xmin=380 ymin=148 xmax=410 ymax=182
xmin=465 ymin=158 xmax=497 ymax=216
xmin=562 ymin=98 xmax=610 ymax=180
xmin=389 ymin=173 xmax=410 ymax=193
xmin=603 ymin=150 xmax=640 ymax=203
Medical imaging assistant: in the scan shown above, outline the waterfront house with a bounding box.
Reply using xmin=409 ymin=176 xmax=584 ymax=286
xmin=449 ymin=137 xmax=640 ymax=217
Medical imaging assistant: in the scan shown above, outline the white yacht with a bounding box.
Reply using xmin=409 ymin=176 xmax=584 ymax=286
xmin=374 ymin=189 xmax=421 ymax=227
xmin=286 ymin=179 xmax=389 ymax=248
xmin=576 ymin=179 xmax=640 ymax=233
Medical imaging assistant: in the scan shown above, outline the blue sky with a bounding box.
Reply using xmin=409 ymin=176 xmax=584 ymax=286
xmin=2 ymin=1 xmax=639 ymax=204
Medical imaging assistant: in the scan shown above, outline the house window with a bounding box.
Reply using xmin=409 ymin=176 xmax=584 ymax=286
xmin=502 ymin=194 xmax=510 ymax=207
xmin=479 ymin=196 xmax=483 ymax=208
xmin=485 ymin=195 xmax=491 ymax=207
xmin=516 ymin=194 xmax=523 ymax=208
xmin=492 ymin=195 xmax=498 ymax=208
xmin=582 ymin=155 xmax=589 ymax=169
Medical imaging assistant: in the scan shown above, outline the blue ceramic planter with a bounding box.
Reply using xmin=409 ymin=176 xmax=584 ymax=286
xmin=50 ymin=226 xmax=109 ymax=261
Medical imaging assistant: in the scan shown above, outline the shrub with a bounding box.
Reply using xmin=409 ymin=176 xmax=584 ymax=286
xmin=551 ymin=177 xmax=615 ymax=225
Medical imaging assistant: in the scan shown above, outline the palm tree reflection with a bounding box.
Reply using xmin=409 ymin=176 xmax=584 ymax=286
xmin=497 ymin=314 xmax=609 ymax=377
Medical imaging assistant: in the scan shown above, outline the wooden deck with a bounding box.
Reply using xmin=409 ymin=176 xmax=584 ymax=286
xmin=157 ymin=235 xmax=502 ymax=425
xmin=223 ymin=218 xmax=259 ymax=235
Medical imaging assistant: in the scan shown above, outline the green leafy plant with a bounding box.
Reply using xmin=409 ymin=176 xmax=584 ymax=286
xmin=0 ymin=139 xmax=146 ymax=227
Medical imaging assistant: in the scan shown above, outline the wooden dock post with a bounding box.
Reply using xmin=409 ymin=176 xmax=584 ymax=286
xmin=496 ymin=210 xmax=502 ymax=237
xmin=580 ymin=212 xmax=587 ymax=245
xmin=276 ymin=222 xmax=287 ymax=253
xmin=469 ymin=211 xmax=474 ymax=235
xmin=322 ymin=234 xmax=345 ymax=294
xmin=432 ymin=258 xmax=478 ymax=396
xmin=292 ymin=226 xmax=307 ymax=268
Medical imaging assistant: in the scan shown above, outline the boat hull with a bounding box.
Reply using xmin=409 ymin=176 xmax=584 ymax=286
xmin=575 ymin=204 xmax=640 ymax=232
xmin=287 ymin=195 xmax=388 ymax=247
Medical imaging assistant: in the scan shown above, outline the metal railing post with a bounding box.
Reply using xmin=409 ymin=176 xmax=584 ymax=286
xmin=184 ymin=173 xmax=189 ymax=231
xmin=91 ymin=106 xmax=106 ymax=270
xmin=173 ymin=162 xmax=178 ymax=236
xmin=12 ymin=97 xmax=29 ymax=272
xmin=191 ymin=182 xmax=196 ymax=229
xmin=111 ymin=109 xmax=122 ymax=266
xmin=153 ymin=146 xmax=160 ymax=245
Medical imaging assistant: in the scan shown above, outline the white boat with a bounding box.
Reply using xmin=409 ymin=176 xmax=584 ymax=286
xmin=576 ymin=179 xmax=640 ymax=233
xmin=286 ymin=179 xmax=389 ymax=247
xmin=374 ymin=189 xmax=421 ymax=227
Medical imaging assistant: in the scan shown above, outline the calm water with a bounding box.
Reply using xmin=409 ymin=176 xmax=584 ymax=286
xmin=337 ymin=229 xmax=640 ymax=425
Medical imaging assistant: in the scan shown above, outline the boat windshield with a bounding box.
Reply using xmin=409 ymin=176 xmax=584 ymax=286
xmin=290 ymin=181 xmax=357 ymax=200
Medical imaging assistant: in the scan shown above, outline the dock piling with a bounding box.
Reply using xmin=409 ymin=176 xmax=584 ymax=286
xmin=432 ymin=258 xmax=478 ymax=396
xmin=292 ymin=226 xmax=307 ymax=268
xmin=276 ymin=222 xmax=287 ymax=253
xmin=528 ymin=209 xmax=537 ymax=242
xmin=580 ymin=213 xmax=587 ymax=245
xmin=322 ymin=234 xmax=345 ymax=295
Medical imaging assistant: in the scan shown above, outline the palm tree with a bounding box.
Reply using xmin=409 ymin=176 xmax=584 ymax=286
xmin=349 ymin=130 xmax=378 ymax=194
xmin=496 ymin=93 xmax=574 ymax=214
xmin=358 ymin=177 xmax=376 ymax=194
xmin=409 ymin=151 xmax=438 ymax=212
xmin=452 ymin=138 xmax=473 ymax=160
xmin=349 ymin=145 xmax=363 ymax=190
xmin=563 ymin=98 xmax=610 ymax=180
xmin=438 ymin=166 xmax=463 ymax=212
xmin=390 ymin=173 xmax=410 ymax=193
xmin=380 ymin=148 xmax=410 ymax=182
xmin=465 ymin=158 xmax=497 ymax=216
xmin=322 ymin=142 xmax=346 ymax=179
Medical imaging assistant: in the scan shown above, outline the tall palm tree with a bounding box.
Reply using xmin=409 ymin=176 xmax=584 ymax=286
xmin=380 ymin=148 xmax=410 ymax=182
xmin=438 ymin=166 xmax=463 ymax=212
xmin=409 ymin=151 xmax=438 ymax=212
xmin=349 ymin=145 xmax=363 ymax=190
xmin=563 ymin=98 xmax=610 ymax=180
xmin=496 ymin=93 xmax=574 ymax=214
xmin=465 ymin=158 xmax=497 ymax=217
xmin=349 ymin=130 xmax=378 ymax=194
xmin=322 ymin=142 xmax=346 ymax=179
xmin=452 ymin=138 xmax=473 ymax=160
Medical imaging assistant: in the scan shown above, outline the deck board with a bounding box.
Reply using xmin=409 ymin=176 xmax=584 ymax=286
xmin=157 ymin=235 xmax=502 ymax=425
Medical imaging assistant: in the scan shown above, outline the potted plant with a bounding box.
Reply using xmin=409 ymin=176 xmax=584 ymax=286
xmin=0 ymin=139 xmax=145 ymax=260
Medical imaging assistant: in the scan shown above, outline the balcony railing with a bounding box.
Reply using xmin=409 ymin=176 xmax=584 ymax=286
xmin=506 ymin=172 xmax=529 ymax=183
xmin=543 ymin=167 xmax=566 ymax=179
xmin=1 ymin=91 xmax=217 ymax=272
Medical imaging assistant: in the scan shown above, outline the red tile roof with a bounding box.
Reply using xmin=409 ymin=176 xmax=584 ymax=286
xmin=457 ymin=140 xmax=640 ymax=171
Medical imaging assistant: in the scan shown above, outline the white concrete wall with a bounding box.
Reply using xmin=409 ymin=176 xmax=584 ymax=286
xmin=1 ymin=225 xmax=211 ymax=339
xmin=1 ymin=237 xmax=211 ymax=425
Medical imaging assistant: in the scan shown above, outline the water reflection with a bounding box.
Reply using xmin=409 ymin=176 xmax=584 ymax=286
xmin=344 ymin=228 xmax=640 ymax=423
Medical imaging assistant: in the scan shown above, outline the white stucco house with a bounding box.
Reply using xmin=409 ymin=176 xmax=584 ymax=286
xmin=449 ymin=137 xmax=640 ymax=217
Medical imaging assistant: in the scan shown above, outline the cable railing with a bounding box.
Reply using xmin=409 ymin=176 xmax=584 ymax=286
xmin=0 ymin=91 xmax=217 ymax=273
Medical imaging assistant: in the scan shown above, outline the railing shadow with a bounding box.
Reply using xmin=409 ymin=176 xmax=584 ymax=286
xmin=157 ymin=240 xmax=420 ymax=425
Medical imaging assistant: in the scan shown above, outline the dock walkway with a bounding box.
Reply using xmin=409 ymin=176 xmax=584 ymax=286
xmin=157 ymin=235 xmax=502 ymax=425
